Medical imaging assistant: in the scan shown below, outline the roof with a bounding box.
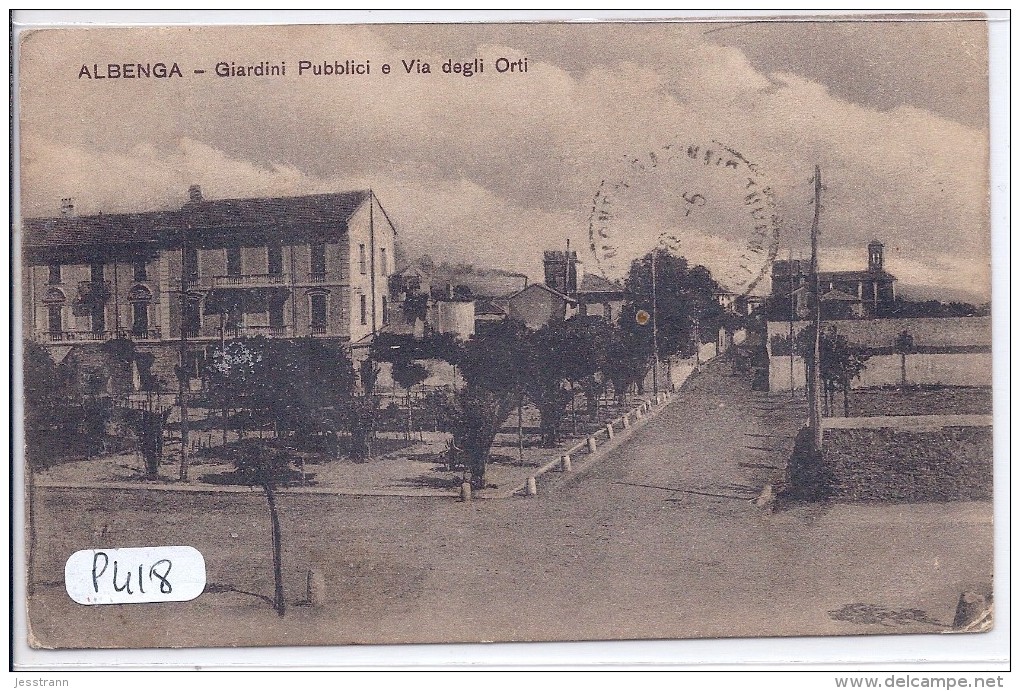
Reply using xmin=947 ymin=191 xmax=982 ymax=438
xmin=578 ymin=273 xmax=624 ymax=294
xmin=820 ymin=288 xmax=862 ymax=302
xmin=818 ymin=270 xmax=896 ymax=282
xmin=22 ymin=190 xmax=370 ymax=249
xmin=449 ymin=273 xmax=527 ymax=298
xmin=507 ymin=282 xmax=578 ymax=305
xmin=474 ymin=299 xmax=508 ymax=317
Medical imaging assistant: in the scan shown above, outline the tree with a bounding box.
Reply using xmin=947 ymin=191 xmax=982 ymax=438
xmin=233 ymin=443 xmax=294 ymax=616
xmin=23 ymin=341 xmax=73 ymax=597
xmin=444 ymin=319 xmax=529 ymax=489
xmin=348 ymin=357 xmax=381 ymax=461
xmin=797 ymin=327 xmax=871 ymax=416
xmin=264 ymin=338 xmax=356 ymax=441
xmin=622 ymin=249 xmax=727 ymax=362
xmin=206 ymin=337 xmax=273 ymax=441
xmin=894 ymin=330 xmax=915 ymax=388
xmin=391 ymin=357 xmax=430 ymax=440
xmin=602 ymin=320 xmax=652 ymax=401
xmin=522 ymin=323 xmax=575 ymax=447
xmin=559 ymin=316 xmax=611 ymax=421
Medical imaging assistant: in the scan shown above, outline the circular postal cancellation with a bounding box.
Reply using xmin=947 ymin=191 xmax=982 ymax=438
xmin=588 ymin=140 xmax=781 ymax=297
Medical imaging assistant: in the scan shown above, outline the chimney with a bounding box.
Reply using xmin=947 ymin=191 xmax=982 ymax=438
xmin=60 ymin=198 xmax=74 ymax=217
xmin=188 ymin=185 xmax=203 ymax=203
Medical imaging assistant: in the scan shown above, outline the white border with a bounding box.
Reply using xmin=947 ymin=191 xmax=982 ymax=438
xmin=8 ymin=9 xmax=1011 ymax=671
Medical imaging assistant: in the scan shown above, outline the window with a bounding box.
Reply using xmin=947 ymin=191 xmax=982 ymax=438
xmin=310 ymin=294 xmax=327 ymax=328
xmin=48 ymin=264 xmax=62 ymax=284
xmin=381 ymin=296 xmax=389 ymax=325
xmin=360 ymin=294 xmax=368 ymax=325
xmin=358 ymin=244 xmax=367 ymax=275
xmin=269 ymin=302 xmax=285 ymax=328
xmin=133 ymin=261 xmax=147 ymax=281
xmin=184 ymin=351 xmax=205 ymax=380
xmin=183 ymin=247 xmax=199 ymax=280
xmin=91 ymin=303 xmax=105 ymax=333
xmin=47 ymin=305 xmax=62 ymax=333
xmin=183 ymin=297 xmax=201 ymax=336
xmin=268 ymin=242 xmax=284 ymax=276
xmin=225 ymin=303 xmax=243 ymax=331
xmin=226 ymin=246 xmax=242 ymax=276
xmin=131 ymin=302 xmax=149 ymax=335
xmin=380 ymin=248 xmax=388 ymax=276
xmin=90 ymin=262 xmax=104 ymax=282
xmin=310 ymin=243 xmax=326 ymax=278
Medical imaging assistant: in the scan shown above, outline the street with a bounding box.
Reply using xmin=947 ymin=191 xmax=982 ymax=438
xmin=27 ymin=362 xmax=993 ymax=648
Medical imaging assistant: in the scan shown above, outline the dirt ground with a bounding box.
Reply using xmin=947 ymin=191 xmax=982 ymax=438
xmin=37 ymin=394 xmax=648 ymax=497
xmin=25 ymin=362 xmax=993 ymax=649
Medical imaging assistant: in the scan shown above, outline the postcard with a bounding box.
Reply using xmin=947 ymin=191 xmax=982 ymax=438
xmin=16 ymin=15 xmax=995 ymax=650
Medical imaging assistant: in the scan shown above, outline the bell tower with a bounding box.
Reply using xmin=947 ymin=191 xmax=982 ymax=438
xmin=868 ymin=239 xmax=884 ymax=272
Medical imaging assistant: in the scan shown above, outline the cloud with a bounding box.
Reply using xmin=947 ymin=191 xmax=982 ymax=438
xmin=17 ymin=23 xmax=991 ymax=299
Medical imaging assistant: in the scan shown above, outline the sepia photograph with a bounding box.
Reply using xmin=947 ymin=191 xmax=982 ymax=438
xmin=14 ymin=13 xmax=999 ymax=656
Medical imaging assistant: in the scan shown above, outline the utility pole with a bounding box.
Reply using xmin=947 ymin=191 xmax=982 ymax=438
xmin=178 ymin=242 xmax=191 ymax=482
xmin=808 ymin=165 xmax=824 ymax=454
xmin=651 ymin=249 xmax=659 ymax=397
xmin=788 ymin=245 xmax=796 ymax=398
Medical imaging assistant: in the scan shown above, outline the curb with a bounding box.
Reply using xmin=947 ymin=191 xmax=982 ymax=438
xmin=35 ymin=480 xmax=458 ymax=499
xmin=479 ymin=390 xmax=677 ymax=500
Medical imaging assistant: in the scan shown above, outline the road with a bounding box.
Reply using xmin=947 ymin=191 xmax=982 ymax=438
xmin=27 ymin=362 xmax=993 ymax=648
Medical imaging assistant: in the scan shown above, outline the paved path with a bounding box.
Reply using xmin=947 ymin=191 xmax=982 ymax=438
xmin=27 ymin=362 xmax=993 ymax=648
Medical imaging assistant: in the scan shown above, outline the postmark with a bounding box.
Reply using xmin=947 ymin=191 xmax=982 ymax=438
xmin=588 ymin=140 xmax=781 ymax=296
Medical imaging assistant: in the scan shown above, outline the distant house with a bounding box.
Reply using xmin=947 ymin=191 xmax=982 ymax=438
xmin=576 ymin=273 xmax=625 ymax=321
xmin=543 ymin=249 xmax=624 ymax=321
xmin=505 ymin=283 xmax=578 ymax=330
xmin=473 ymin=298 xmax=509 ymax=333
xmin=770 ymin=240 xmax=897 ymax=319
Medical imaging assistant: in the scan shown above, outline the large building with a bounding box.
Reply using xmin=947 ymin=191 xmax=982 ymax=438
xmin=22 ymin=187 xmax=397 ymax=390
xmin=770 ymin=240 xmax=897 ymax=319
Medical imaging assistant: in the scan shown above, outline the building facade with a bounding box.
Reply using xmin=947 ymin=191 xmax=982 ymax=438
xmin=770 ymin=240 xmax=897 ymax=320
xmin=23 ymin=187 xmax=397 ymax=389
xmin=542 ymin=249 xmax=624 ymax=322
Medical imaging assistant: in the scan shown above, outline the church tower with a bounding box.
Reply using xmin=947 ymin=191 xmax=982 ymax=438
xmin=868 ymin=240 xmax=884 ymax=272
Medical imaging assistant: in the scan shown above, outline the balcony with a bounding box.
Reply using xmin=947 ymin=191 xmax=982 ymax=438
xmin=224 ymin=324 xmax=292 ymax=339
xmin=128 ymin=328 xmax=163 ymax=341
xmin=211 ymin=273 xmax=288 ymax=288
xmin=309 ymin=324 xmax=330 ymax=336
xmin=46 ymin=330 xmax=112 ymax=343
xmin=45 ymin=328 xmax=164 ymax=343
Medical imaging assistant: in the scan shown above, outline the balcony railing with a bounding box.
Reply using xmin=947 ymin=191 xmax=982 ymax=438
xmin=46 ymin=330 xmax=111 ymax=342
xmin=308 ymin=272 xmax=327 ymax=283
xmin=46 ymin=328 xmax=165 ymax=343
xmin=224 ymin=324 xmax=292 ymax=338
xmin=211 ymin=273 xmax=287 ymax=288
xmin=309 ymin=324 xmax=328 ymax=336
xmin=129 ymin=328 xmax=163 ymax=341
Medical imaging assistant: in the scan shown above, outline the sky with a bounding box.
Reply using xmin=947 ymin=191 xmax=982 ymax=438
xmin=17 ymin=17 xmax=992 ymax=300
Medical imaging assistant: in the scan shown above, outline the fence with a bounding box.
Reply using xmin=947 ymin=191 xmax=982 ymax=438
xmin=520 ymin=390 xmax=673 ymax=496
xmin=518 ymin=335 xmax=731 ymax=497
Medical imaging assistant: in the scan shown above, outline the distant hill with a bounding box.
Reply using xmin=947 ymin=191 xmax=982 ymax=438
xmin=895 ymin=283 xmax=991 ymax=307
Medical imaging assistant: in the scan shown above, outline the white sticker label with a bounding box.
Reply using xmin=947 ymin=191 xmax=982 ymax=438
xmin=64 ymin=546 xmax=206 ymax=605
